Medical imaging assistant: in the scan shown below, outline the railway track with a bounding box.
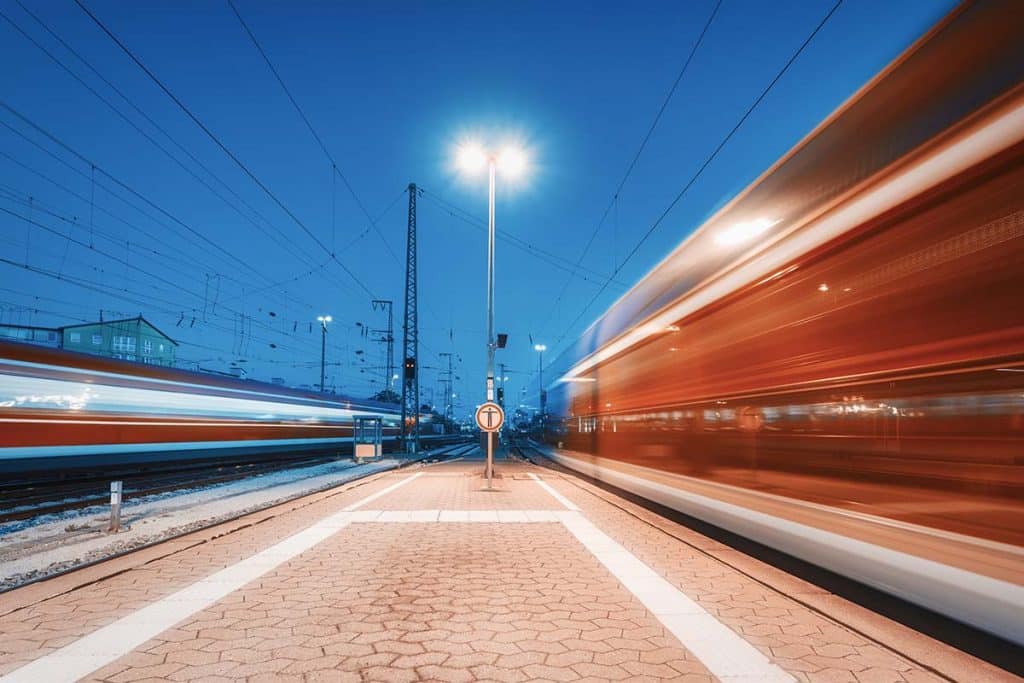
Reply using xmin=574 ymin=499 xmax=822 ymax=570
xmin=0 ymin=441 xmax=471 ymax=527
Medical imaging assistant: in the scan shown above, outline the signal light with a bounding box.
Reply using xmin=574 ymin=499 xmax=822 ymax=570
xmin=404 ymin=357 xmax=416 ymax=380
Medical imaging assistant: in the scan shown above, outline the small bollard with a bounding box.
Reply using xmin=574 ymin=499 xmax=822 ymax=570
xmin=108 ymin=480 xmax=123 ymax=533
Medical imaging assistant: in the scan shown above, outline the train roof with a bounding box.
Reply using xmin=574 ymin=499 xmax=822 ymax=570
xmin=555 ymin=0 xmax=1024 ymax=384
xmin=0 ymin=339 xmax=400 ymax=413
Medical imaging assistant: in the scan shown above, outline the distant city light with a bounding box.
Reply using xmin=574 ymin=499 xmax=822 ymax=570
xmin=714 ymin=218 xmax=780 ymax=246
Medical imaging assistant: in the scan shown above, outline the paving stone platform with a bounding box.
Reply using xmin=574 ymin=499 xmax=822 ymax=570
xmin=0 ymin=451 xmax=1011 ymax=682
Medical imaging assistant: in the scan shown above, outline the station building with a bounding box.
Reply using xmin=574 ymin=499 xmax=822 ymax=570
xmin=0 ymin=315 xmax=177 ymax=366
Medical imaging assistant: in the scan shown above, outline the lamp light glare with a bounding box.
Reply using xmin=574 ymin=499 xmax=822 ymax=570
xmin=498 ymin=145 xmax=527 ymax=178
xmin=456 ymin=142 xmax=487 ymax=174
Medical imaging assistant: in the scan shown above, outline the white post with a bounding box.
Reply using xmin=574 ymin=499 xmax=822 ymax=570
xmin=108 ymin=480 xmax=123 ymax=532
xmin=486 ymin=431 xmax=493 ymax=489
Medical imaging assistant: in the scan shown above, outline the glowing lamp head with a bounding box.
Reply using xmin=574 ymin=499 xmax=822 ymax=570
xmin=534 ymin=343 xmax=547 ymax=352
xmin=455 ymin=142 xmax=488 ymax=174
xmin=497 ymin=145 xmax=528 ymax=178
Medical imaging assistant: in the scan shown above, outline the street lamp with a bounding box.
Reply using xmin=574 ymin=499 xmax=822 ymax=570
xmin=534 ymin=343 xmax=547 ymax=437
xmin=317 ymin=315 xmax=332 ymax=392
xmin=456 ymin=139 xmax=529 ymax=485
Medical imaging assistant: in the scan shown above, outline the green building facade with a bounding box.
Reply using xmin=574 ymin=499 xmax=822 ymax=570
xmin=60 ymin=316 xmax=177 ymax=366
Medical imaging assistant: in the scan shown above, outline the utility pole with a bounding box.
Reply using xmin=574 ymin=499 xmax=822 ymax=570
xmin=400 ymin=184 xmax=420 ymax=454
xmin=497 ymin=362 xmax=506 ymax=409
xmin=317 ymin=315 xmax=332 ymax=392
xmin=371 ymin=299 xmax=394 ymax=395
xmin=439 ymin=352 xmax=454 ymax=431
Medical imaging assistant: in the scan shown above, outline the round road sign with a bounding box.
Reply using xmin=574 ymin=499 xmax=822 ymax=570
xmin=475 ymin=402 xmax=505 ymax=432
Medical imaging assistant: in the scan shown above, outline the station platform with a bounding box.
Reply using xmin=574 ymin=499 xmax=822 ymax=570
xmin=0 ymin=451 xmax=1009 ymax=682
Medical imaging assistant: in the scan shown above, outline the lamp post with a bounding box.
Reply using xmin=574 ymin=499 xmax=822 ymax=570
xmin=534 ymin=343 xmax=546 ymax=437
xmin=456 ymin=140 xmax=528 ymax=484
xmin=317 ymin=315 xmax=332 ymax=392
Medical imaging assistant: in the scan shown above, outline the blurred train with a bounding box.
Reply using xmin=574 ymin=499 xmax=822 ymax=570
xmin=0 ymin=340 xmax=433 ymax=475
xmin=545 ymin=1 xmax=1024 ymax=644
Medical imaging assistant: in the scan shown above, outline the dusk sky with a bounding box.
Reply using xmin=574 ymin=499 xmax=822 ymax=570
xmin=0 ymin=0 xmax=953 ymax=419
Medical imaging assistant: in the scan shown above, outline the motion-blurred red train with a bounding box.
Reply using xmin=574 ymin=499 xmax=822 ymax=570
xmin=0 ymin=341 xmax=410 ymax=474
xmin=546 ymin=1 xmax=1023 ymax=644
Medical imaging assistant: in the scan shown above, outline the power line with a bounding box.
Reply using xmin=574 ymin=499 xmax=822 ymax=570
xmin=73 ymin=0 xmax=375 ymax=297
xmin=0 ymin=196 xmax=358 ymax=361
xmin=541 ymin=0 xmax=722 ymax=337
xmin=553 ymin=0 xmax=843 ymax=347
xmin=2 ymin=3 xmax=338 ymax=288
xmin=225 ymin=0 xmax=401 ymax=266
xmin=0 ymin=107 xmax=363 ymax=311
xmin=418 ymin=188 xmax=628 ymax=287
xmin=0 ymin=106 xmax=289 ymax=294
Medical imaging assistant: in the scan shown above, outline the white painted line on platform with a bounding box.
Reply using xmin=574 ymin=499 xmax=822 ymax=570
xmin=0 ymin=472 xmax=422 ymax=683
xmin=557 ymin=509 xmax=793 ymax=682
xmin=528 ymin=471 xmax=579 ymax=510
xmin=4 ymin=458 xmax=793 ymax=683
xmin=468 ymin=509 xmax=500 ymax=523
xmin=343 ymin=471 xmax=422 ymax=510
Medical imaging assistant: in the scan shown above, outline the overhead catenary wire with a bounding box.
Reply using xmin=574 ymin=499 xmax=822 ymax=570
xmin=540 ymin=0 xmax=723 ymax=338
xmin=72 ymin=0 xmax=375 ymax=298
xmin=0 ymin=205 xmax=329 ymax=355
xmin=225 ymin=0 xmax=401 ymax=266
xmin=417 ymin=188 xmax=628 ymax=287
xmin=552 ymin=0 xmax=844 ymax=348
xmin=0 ymin=108 xmax=363 ymax=310
xmin=0 ymin=4 xmax=342 ymax=292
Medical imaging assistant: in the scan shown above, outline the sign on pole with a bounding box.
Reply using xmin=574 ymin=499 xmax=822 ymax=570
xmin=475 ymin=401 xmax=504 ymax=432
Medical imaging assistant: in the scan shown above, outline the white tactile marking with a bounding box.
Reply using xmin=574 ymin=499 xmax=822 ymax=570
xmin=533 ymin=475 xmax=794 ymax=682
xmin=527 ymin=471 xmax=580 ymax=510
xmin=3 ymin=468 xmax=794 ymax=683
xmin=0 ymin=472 xmax=423 ymax=683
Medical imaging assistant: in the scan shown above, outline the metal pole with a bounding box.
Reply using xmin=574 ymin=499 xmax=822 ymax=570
xmin=486 ymin=431 xmax=493 ymax=488
xmin=486 ymin=158 xmax=496 ymax=401
xmin=538 ymin=348 xmax=544 ymax=437
xmin=320 ymin=321 xmax=326 ymax=392
xmin=485 ymin=159 xmax=496 ymax=484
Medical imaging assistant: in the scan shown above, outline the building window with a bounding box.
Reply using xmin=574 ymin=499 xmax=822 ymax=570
xmin=159 ymin=343 xmax=164 ymax=352
xmin=92 ymin=334 xmax=102 ymax=345
xmin=69 ymin=332 xmax=81 ymax=343
xmin=143 ymin=339 xmax=153 ymax=355
xmin=112 ymin=336 xmax=136 ymax=354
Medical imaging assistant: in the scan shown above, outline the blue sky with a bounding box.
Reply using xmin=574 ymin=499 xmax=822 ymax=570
xmin=0 ymin=0 xmax=953 ymax=419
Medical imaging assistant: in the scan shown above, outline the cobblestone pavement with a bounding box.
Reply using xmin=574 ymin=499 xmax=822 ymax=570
xmin=0 ymin=452 xmax=1012 ymax=682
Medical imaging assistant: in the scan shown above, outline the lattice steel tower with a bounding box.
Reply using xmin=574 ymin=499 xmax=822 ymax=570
xmin=400 ymin=183 xmax=420 ymax=453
